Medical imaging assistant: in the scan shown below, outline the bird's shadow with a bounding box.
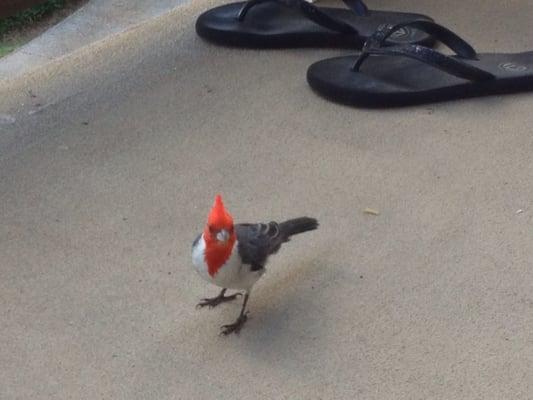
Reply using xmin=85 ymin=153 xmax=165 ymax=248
xmin=215 ymin=250 xmax=341 ymax=364
xmin=126 ymin=246 xmax=359 ymax=394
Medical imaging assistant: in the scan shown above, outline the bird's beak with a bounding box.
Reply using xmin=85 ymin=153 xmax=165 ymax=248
xmin=216 ymin=229 xmax=230 ymax=243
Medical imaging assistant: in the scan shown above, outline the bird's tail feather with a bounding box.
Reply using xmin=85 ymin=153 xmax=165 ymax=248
xmin=279 ymin=217 xmax=318 ymax=238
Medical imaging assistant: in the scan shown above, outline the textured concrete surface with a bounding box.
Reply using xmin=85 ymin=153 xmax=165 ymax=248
xmin=1 ymin=1 xmax=533 ymax=399
xmin=0 ymin=0 xmax=189 ymax=81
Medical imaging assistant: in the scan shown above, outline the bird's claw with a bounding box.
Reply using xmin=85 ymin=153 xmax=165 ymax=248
xmin=196 ymin=292 xmax=242 ymax=309
xmin=220 ymin=312 xmax=249 ymax=335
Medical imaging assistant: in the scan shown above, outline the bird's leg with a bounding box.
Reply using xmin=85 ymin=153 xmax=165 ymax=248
xmin=220 ymin=292 xmax=250 ymax=335
xmin=196 ymin=288 xmax=242 ymax=309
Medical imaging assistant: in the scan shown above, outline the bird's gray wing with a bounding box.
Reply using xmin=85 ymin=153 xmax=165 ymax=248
xmin=235 ymin=222 xmax=284 ymax=271
xmin=192 ymin=234 xmax=201 ymax=248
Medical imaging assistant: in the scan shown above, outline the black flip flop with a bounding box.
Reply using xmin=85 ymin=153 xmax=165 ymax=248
xmin=196 ymin=0 xmax=434 ymax=48
xmin=307 ymin=20 xmax=533 ymax=107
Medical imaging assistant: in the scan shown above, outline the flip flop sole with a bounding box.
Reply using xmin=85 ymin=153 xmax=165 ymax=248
xmin=196 ymin=2 xmax=434 ymax=48
xmin=307 ymin=52 xmax=533 ymax=107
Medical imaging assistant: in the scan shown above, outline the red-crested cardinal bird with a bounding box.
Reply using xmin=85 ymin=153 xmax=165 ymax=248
xmin=192 ymin=195 xmax=318 ymax=335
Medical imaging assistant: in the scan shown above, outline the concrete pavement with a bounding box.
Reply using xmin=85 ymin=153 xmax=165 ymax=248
xmin=1 ymin=0 xmax=533 ymax=399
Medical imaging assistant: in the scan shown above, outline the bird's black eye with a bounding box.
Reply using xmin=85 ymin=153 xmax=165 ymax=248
xmin=208 ymin=226 xmax=215 ymax=234
xmin=229 ymin=227 xmax=234 ymax=234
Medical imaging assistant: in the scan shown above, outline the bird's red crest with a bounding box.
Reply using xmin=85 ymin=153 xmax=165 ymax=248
xmin=207 ymin=194 xmax=234 ymax=230
xmin=204 ymin=195 xmax=236 ymax=277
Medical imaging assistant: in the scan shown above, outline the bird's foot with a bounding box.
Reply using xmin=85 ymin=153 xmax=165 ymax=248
xmin=220 ymin=312 xmax=249 ymax=335
xmin=196 ymin=292 xmax=242 ymax=309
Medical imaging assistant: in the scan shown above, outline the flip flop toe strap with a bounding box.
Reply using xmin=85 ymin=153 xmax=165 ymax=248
xmin=353 ymin=20 xmax=495 ymax=81
xmin=237 ymin=0 xmax=367 ymax=34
